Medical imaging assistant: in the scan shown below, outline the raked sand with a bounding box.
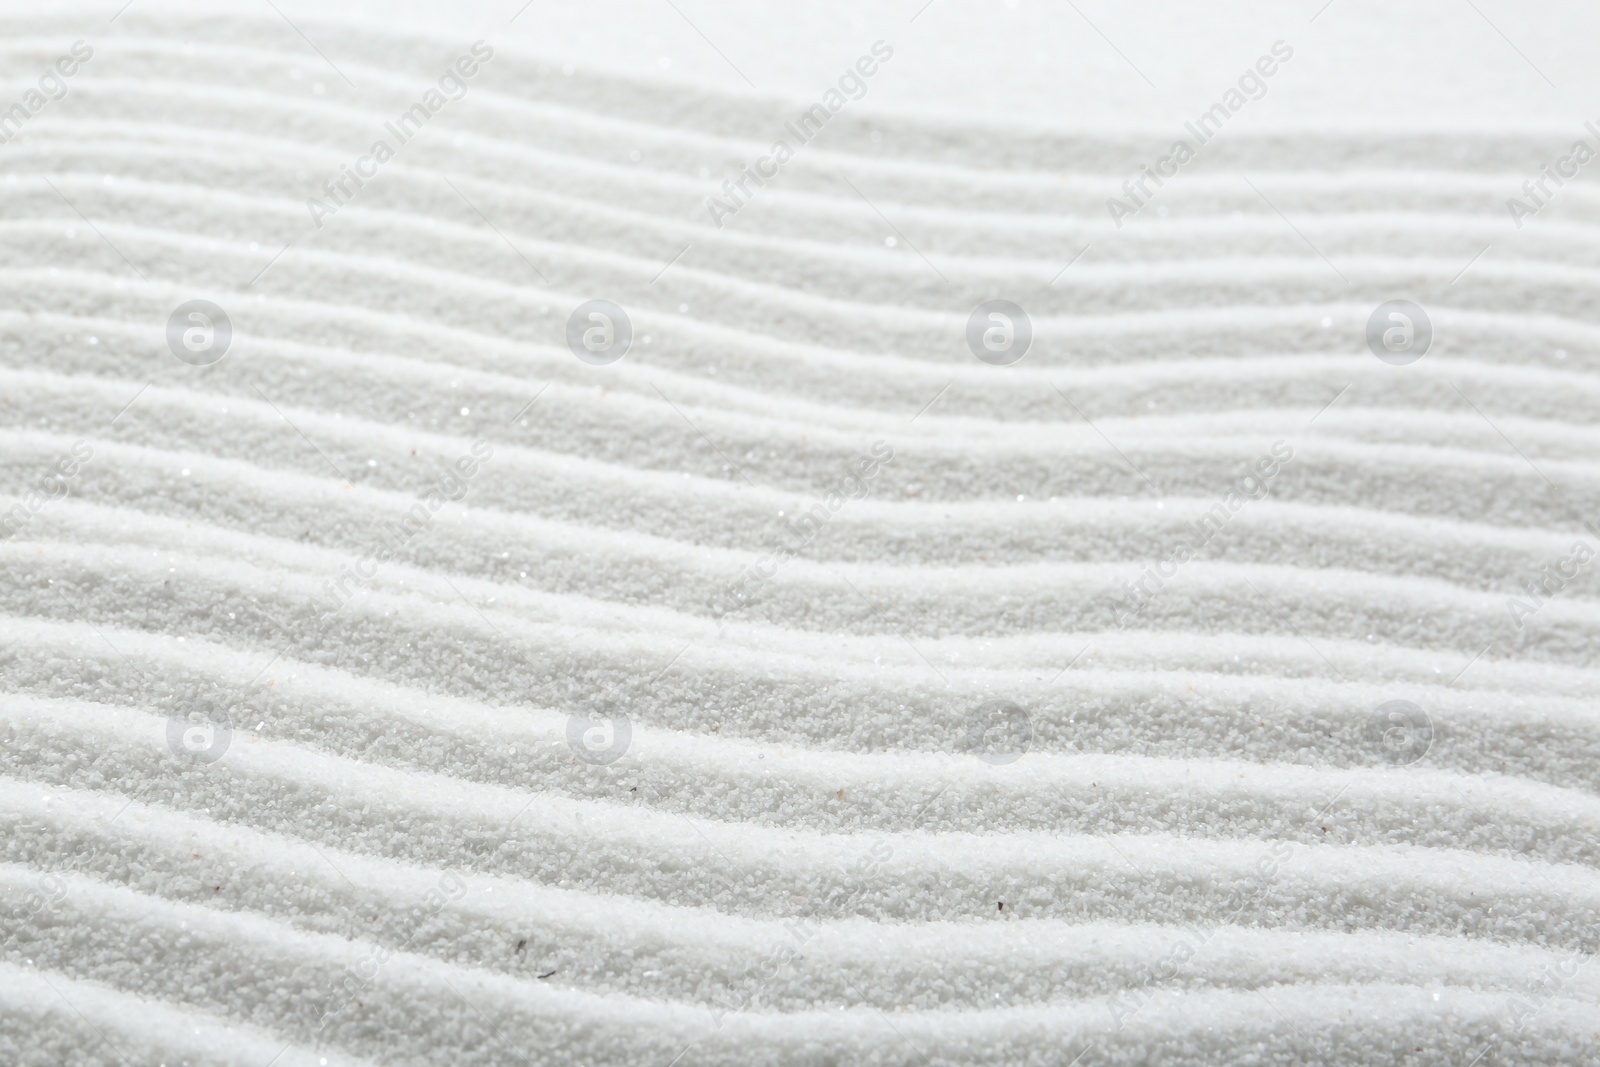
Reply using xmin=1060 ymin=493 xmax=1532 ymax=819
xmin=2 ymin=4 xmax=1599 ymax=1065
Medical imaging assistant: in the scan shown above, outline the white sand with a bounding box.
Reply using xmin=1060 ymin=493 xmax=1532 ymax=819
xmin=1 ymin=2 xmax=1598 ymax=1064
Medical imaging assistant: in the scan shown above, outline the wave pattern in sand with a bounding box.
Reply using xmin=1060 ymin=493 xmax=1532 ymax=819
xmin=1 ymin=11 xmax=1598 ymax=1066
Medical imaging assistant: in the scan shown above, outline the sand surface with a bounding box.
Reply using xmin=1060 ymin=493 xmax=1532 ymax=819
xmin=2 ymin=3 xmax=1598 ymax=1064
